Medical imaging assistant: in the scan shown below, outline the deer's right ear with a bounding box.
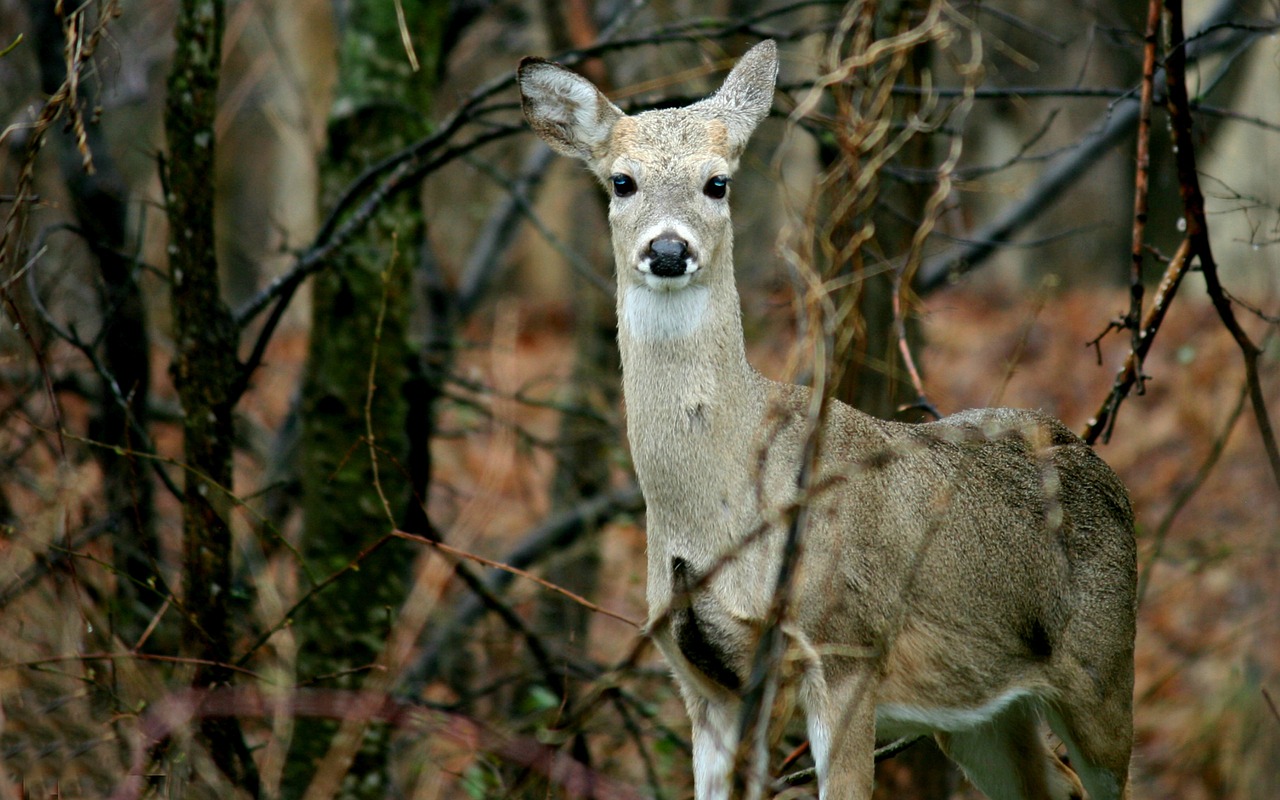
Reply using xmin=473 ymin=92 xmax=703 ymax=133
xmin=518 ymin=58 xmax=623 ymax=162
xmin=694 ymin=40 xmax=778 ymax=159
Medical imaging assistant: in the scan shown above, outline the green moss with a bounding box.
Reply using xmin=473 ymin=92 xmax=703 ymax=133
xmin=285 ymin=3 xmax=445 ymax=794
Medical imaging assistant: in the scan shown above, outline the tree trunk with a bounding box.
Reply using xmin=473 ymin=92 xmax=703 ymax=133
xmin=289 ymin=2 xmax=445 ymax=794
xmin=30 ymin=0 xmax=156 ymax=642
xmin=164 ymin=0 xmax=257 ymax=791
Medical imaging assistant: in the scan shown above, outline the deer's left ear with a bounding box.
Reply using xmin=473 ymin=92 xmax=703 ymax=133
xmin=518 ymin=57 xmax=624 ymax=163
xmin=694 ymin=40 xmax=778 ymax=158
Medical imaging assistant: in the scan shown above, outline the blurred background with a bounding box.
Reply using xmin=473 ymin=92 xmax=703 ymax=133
xmin=0 ymin=0 xmax=1277 ymax=797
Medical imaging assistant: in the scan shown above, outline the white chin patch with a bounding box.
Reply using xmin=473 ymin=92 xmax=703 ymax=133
xmin=642 ymin=271 xmax=693 ymax=291
xmin=622 ymin=283 xmax=710 ymax=341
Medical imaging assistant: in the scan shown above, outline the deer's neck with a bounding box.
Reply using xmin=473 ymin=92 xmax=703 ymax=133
xmin=616 ymin=274 xmax=764 ymax=527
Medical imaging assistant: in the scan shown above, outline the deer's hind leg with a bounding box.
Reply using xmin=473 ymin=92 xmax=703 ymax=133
xmin=934 ymin=695 xmax=1084 ymax=800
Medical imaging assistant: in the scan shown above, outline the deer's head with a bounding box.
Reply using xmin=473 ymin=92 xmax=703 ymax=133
xmin=518 ymin=41 xmax=778 ymax=294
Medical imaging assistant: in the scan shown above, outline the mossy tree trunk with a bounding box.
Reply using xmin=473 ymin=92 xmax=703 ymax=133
xmin=164 ymin=0 xmax=257 ymax=791
xmin=289 ymin=2 xmax=446 ymax=795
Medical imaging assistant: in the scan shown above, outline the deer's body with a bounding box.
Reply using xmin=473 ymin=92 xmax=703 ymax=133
xmin=520 ymin=41 xmax=1135 ymax=800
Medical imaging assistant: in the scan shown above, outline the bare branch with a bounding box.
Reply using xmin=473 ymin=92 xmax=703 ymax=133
xmin=457 ymin=144 xmax=563 ymax=313
xmin=1163 ymin=0 xmax=1280 ymax=490
xmin=1124 ymin=0 xmax=1163 ymax=394
xmin=915 ymin=0 xmax=1263 ymax=293
xmin=1082 ymin=238 xmax=1193 ymax=444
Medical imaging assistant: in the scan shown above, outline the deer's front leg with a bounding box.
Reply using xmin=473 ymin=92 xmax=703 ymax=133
xmin=806 ymin=670 xmax=877 ymax=800
xmin=687 ymin=693 xmax=740 ymax=800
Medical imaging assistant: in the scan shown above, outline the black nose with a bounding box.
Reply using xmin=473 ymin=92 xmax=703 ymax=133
xmin=648 ymin=235 xmax=689 ymax=277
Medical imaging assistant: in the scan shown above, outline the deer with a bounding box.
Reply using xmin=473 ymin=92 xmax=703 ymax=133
xmin=518 ymin=40 xmax=1136 ymax=800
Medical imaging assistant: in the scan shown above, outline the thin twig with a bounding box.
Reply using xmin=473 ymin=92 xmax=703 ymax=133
xmin=5 ymin=651 xmax=265 ymax=681
xmin=611 ymin=693 xmax=669 ymax=800
xmin=0 ymin=518 xmax=113 ymax=610
xmin=23 ymin=232 xmax=181 ymax=499
xmin=1081 ymin=238 xmax=1193 ymax=444
xmin=365 ymin=239 xmax=398 ymax=528
xmin=1264 ymin=687 xmax=1280 ymax=725
xmin=776 ymin=735 xmax=923 ymax=788
xmin=0 ymin=3 xmax=122 ymax=458
xmin=391 ymin=531 xmax=641 ymax=629
xmin=236 ymin=533 xmax=397 ymax=667
xmin=463 ymin=145 xmax=613 ymax=304
xmin=408 ymin=485 xmax=645 ymax=685
xmin=892 ymin=273 xmax=941 ymax=420
xmin=891 ymin=15 xmax=983 ymax=420
xmin=1124 ymin=0 xmax=1163 ymax=394
xmin=988 ymin=276 xmax=1057 ymax=407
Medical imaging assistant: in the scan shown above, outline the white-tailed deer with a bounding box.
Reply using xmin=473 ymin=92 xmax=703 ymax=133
xmin=518 ymin=41 xmax=1136 ymax=800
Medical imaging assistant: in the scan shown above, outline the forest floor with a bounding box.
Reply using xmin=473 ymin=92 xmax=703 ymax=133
xmin=429 ymin=279 xmax=1280 ymax=798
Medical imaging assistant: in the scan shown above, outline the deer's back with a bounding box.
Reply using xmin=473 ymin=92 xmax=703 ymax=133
xmin=759 ymin=381 xmax=1136 ymax=679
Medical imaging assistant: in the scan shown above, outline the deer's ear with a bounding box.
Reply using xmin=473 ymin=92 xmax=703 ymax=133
xmin=518 ymin=58 xmax=624 ymax=162
xmin=696 ymin=40 xmax=778 ymax=158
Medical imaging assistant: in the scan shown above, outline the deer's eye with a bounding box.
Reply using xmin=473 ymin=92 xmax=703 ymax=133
xmin=611 ymin=174 xmax=637 ymax=198
xmin=703 ymin=175 xmax=729 ymax=200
